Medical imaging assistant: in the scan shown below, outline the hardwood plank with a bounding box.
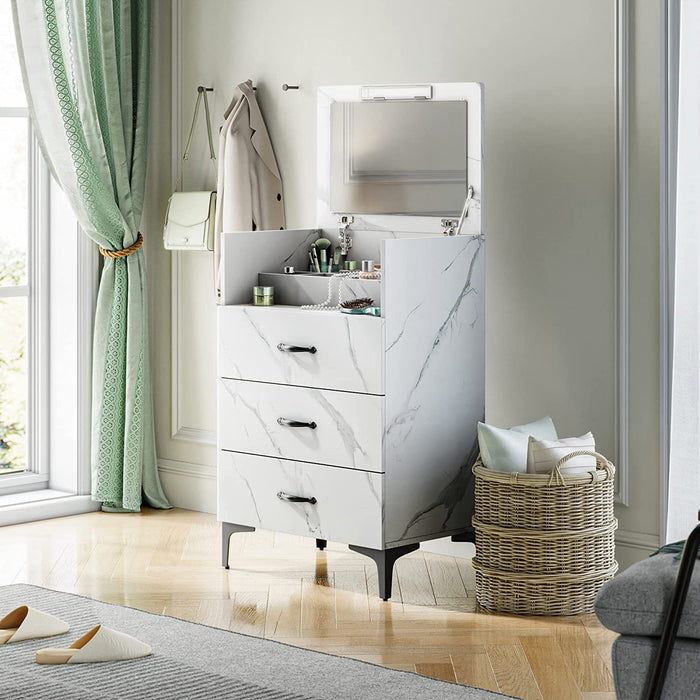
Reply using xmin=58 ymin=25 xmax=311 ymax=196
xmin=113 ymin=535 xmax=158 ymax=577
xmin=40 ymin=539 xmax=96 ymax=591
xmin=395 ymin=554 xmax=436 ymax=606
xmin=229 ymin=590 xmax=268 ymax=636
xmin=451 ymin=650 xmax=500 ymax=693
xmin=334 ymin=568 xmax=371 ymax=623
xmin=455 ymin=557 xmax=477 ymax=593
xmin=13 ymin=541 xmax=69 ymax=587
xmin=265 ymin=582 xmax=302 ymax=638
xmin=196 ymin=598 xmax=234 ymax=629
xmin=436 ymin=597 xmax=477 ymax=612
xmin=486 ymin=643 xmax=543 ymax=700
xmin=301 ymin=575 xmax=336 ymax=631
xmin=581 ymin=618 xmax=618 ymax=676
xmin=181 ymin=520 xmax=219 ymax=564
xmin=1 ymin=547 xmax=32 ymax=586
xmin=75 ymin=542 xmax=124 ymax=595
xmin=117 ymin=597 xmax=165 ymax=615
xmin=553 ymin=623 xmax=615 ymax=692
xmin=225 ymin=569 xmax=314 ymax=591
xmin=414 ymin=661 xmax=457 ymax=683
xmin=149 ymin=524 xmax=189 ymax=568
xmin=383 ymin=662 xmax=416 ymax=673
xmin=243 ymin=528 xmax=275 ymax=552
xmin=425 ymin=554 xmax=467 ymax=599
xmin=162 ymin=601 xmax=200 ymax=623
xmin=272 ymin=531 xmax=307 ymax=550
xmin=520 ymin=635 xmax=582 ymax=700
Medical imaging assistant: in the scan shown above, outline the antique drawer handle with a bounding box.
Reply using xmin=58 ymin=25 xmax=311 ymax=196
xmin=277 ymin=343 xmax=317 ymax=354
xmin=277 ymin=491 xmax=317 ymax=505
xmin=277 ymin=417 xmax=317 ymax=429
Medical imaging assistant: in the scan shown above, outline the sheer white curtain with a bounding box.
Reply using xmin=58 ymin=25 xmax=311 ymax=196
xmin=667 ymin=0 xmax=700 ymax=542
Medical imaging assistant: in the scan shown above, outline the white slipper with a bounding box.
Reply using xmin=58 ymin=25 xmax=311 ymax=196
xmin=0 ymin=605 xmax=69 ymax=645
xmin=36 ymin=625 xmax=152 ymax=664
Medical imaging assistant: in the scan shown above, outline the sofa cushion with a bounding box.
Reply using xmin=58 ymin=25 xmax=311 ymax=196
xmin=611 ymin=635 xmax=700 ymax=700
xmin=595 ymin=553 xmax=700 ymax=639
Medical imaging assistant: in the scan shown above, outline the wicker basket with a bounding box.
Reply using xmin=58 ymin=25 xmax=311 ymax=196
xmin=472 ymin=450 xmax=618 ymax=616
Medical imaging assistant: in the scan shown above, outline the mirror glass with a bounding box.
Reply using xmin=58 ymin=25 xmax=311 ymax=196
xmin=330 ymin=100 xmax=467 ymax=216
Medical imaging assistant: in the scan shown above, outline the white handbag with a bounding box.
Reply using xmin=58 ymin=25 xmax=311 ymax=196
xmin=164 ymin=86 xmax=217 ymax=251
xmin=164 ymin=191 xmax=216 ymax=250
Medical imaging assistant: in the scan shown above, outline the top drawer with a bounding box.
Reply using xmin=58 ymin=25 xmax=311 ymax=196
xmin=218 ymin=306 xmax=383 ymax=394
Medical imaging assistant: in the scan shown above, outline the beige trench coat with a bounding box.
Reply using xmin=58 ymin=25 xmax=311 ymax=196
xmin=214 ymin=80 xmax=285 ymax=295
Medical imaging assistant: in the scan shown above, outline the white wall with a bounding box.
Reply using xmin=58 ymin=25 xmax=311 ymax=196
xmin=143 ymin=0 xmax=662 ymax=566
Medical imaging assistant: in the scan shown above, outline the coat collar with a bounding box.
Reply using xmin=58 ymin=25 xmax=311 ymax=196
xmin=224 ymin=80 xmax=281 ymax=179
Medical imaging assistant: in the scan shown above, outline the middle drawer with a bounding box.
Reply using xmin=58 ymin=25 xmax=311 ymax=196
xmin=218 ymin=379 xmax=383 ymax=472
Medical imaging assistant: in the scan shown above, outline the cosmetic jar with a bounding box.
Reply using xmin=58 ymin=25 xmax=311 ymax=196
xmin=344 ymin=260 xmax=357 ymax=271
xmin=253 ymin=286 xmax=275 ymax=306
xmin=359 ymin=260 xmax=379 ymax=279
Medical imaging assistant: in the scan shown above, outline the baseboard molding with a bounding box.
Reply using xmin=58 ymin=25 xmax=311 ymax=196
xmin=615 ymin=528 xmax=660 ymax=570
xmin=158 ymin=458 xmax=216 ymax=514
xmin=615 ymin=528 xmax=660 ymax=551
xmin=421 ymin=537 xmax=475 ymax=559
xmin=0 ymin=494 xmax=99 ymax=527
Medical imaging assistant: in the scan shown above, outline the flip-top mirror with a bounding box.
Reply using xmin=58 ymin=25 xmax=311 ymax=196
xmin=329 ymin=99 xmax=468 ymax=216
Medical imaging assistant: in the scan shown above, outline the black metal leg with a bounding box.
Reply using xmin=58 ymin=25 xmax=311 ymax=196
xmin=316 ymin=539 xmax=327 ymax=551
xmin=349 ymin=543 xmax=420 ymax=601
xmin=221 ymin=521 xmax=255 ymax=569
xmin=644 ymin=523 xmax=700 ymax=700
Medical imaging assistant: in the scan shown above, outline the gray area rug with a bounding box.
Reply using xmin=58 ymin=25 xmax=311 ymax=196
xmin=0 ymin=585 xmax=511 ymax=699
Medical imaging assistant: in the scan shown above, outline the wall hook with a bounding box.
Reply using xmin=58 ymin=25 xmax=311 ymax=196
xmin=282 ymin=83 xmax=300 ymax=91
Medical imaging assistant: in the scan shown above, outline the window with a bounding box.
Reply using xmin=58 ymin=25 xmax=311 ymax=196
xmin=0 ymin=3 xmax=96 ymax=519
xmin=0 ymin=2 xmax=48 ymax=490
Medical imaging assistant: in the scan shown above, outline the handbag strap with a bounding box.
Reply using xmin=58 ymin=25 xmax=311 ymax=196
xmin=175 ymin=86 xmax=217 ymax=191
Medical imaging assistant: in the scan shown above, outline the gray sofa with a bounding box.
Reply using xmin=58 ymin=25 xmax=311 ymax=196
xmin=595 ymin=544 xmax=700 ymax=699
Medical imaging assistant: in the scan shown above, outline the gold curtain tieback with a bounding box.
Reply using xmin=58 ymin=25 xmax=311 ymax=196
xmin=99 ymin=232 xmax=144 ymax=258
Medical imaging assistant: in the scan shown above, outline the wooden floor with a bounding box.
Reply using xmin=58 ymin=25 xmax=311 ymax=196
xmin=1 ymin=508 xmax=618 ymax=699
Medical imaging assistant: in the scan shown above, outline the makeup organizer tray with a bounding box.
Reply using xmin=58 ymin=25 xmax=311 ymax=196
xmin=256 ymin=270 xmax=381 ymax=308
xmin=219 ymin=228 xmax=386 ymax=312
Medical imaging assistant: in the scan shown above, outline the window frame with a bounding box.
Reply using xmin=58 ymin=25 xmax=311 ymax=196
xmin=0 ymin=109 xmax=50 ymax=495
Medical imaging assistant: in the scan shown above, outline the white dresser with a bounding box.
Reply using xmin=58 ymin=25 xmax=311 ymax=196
xmin=217 ymin=82 xmax=485 ymax=600
xmin=217 ymin=231 xmax=484 ymax=599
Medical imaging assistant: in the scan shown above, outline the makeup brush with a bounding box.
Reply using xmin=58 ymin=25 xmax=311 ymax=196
xmin=310 ymin=244 xmax=321 ymax=273
xmin=314 ymin=237 xmax=332 ymax=273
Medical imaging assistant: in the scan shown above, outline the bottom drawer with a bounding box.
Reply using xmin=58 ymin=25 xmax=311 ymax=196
xmin=218 ymin=451 xmax=383 ymax=549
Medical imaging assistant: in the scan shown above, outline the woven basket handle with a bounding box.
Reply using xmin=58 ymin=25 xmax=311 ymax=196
xmin=550 ymin=450 xmax=615 ymax=486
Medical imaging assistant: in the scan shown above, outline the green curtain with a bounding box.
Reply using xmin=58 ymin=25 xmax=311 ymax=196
xmin=12 ymin=0 xmax=170 ymax=512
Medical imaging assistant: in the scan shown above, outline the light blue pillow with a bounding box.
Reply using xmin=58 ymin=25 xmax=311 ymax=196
xmin=509 ymin=415 xmax=558 ymax=441
xmin=477 ymin=416 xmax=558 ymax=473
